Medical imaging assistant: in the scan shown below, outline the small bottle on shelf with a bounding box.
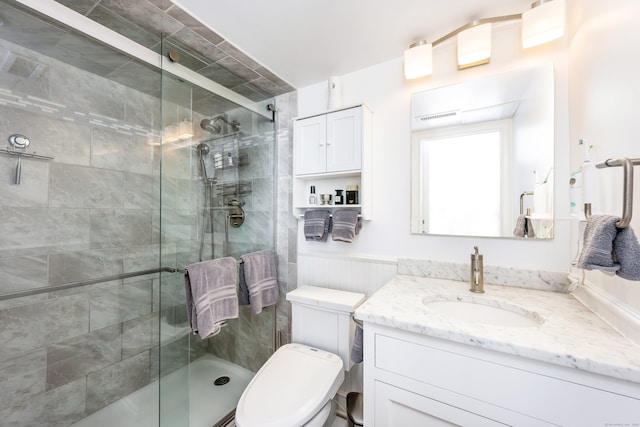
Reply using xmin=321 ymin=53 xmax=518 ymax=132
xmin=334 ymin=189 xmax=344 ymax=205
xmin=308 ymin=185 xmax=317 ymax=205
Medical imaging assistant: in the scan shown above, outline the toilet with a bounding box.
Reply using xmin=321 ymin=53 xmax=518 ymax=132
xmin=235 ymin=286 xmax=366 ymax=427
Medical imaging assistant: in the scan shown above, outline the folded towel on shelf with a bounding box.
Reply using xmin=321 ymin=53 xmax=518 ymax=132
xmin=304 ymin=210 xmax=332 ymax=241
xmin=331 ymin=210 xmax=362 ymax=243
xmin=613 ymin=225 xmax=640 ymax=280
xmin=577 ymin=215 xmax=621 ymax=273
xmin=350 ymin=324 xmax=364 ymax=364
xmin=185 ymin=257 xmax=238 ymax=339
xmin=240 ymin=249 xmax=279 ymax=314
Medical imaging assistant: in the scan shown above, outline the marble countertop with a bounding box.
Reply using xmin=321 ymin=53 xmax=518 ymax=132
xmin=354 ymin=274 xmax=640 ymax=384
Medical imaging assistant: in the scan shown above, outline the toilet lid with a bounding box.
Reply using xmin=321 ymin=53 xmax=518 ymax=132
xmin=235 ymin=343 xmax=344 ymax=427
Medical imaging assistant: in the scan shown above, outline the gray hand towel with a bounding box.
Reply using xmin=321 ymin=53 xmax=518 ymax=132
xmin=185 ymin=257 xmax=239 ymax=339
xmin=331 ymin=210 xmax=362 ymax=243
xmin=350 ymin=324 xmax=363 ymax=364
xmin=240 ymin=250 xmax=279 ymax=314
xmin=577 ymin=215 xmax=621 ymax=273
xmin=513 ymin=215 xmax=535 ymax=238
xmin=525 ymin=217 xmax=536 ymax=238
xmin=613 ymin=225 xmax=640 ymax=281
xmin=238 ymin=266 xmax=250 ymax=306
xmin=513 ymin=215 xmax=526 ymax=237
xmin=304 ymin=210 xmax=332 ymax=241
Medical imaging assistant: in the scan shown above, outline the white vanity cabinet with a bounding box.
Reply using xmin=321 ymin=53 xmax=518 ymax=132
xmin=363 ymin=323 xmax=640 ymax=426
xmin=293 ymin=104 xmax=373 ymax=219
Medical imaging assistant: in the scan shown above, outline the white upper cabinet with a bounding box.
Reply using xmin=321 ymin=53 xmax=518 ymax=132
xmin=292 ymin=104 xmax=373 ymax=219
xmin=294 ymin=114 xmax=327 ymax=175
xmin=326 ymin=107 xmax=362 ymax=173
xmin=295 ymin=106 xmax=365 ymax=176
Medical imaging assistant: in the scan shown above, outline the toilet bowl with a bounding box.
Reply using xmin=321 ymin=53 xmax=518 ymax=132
xmin=235 ymin=286 xmax=366 ymax=427
xmin=235 ymin=343 xmax=344 ymax=427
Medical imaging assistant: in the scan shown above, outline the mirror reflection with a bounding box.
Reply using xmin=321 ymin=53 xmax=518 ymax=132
xmin=410 ymin=64 xmax=554 ymax=239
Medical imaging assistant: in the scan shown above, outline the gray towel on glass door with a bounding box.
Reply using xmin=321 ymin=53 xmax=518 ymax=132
xmin=240 ymin=250 xmax=279 ymax=314
xmin=331 ymin=210 xmax=362 ymax=243
xmin=304 ymin=210 xmax=332 ymax=241
xmin=577 ymin=215 xmax=620 ymax=273
xmin=185 ymin=257 xmax=239 ymax=339
xmin=613 ymin=225 xmax=640 ymax=280
xmin=238 ymin=266 xmax=250 ymax=306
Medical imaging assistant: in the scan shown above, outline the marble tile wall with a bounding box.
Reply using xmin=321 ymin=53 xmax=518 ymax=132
xmin=0 ymin=34 xmax=206 ymax=426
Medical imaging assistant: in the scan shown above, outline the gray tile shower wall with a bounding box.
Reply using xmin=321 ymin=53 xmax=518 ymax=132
xmin=0 ymin=33 xmax=201 ymax=425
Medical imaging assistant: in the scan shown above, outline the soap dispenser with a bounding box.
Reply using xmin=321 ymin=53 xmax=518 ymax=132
xmin=470 ymin=246 xmax=484 ymax=293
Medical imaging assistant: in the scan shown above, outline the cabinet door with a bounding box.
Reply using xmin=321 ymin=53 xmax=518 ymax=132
xmin=326 ymin=107 xmax=362 ymax=173
xmin=374 ymin=381 xmax=507 ymax=427
xmin=294 ymin=115 xmax=327 ymax=175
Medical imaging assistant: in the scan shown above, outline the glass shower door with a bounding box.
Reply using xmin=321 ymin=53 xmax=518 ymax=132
xmin=159 ymin=34 xmax=278 ymax=427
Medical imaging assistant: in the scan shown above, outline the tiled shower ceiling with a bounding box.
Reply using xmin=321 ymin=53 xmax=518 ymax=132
xmin=53 ymin=0 xmax=295 ymax=102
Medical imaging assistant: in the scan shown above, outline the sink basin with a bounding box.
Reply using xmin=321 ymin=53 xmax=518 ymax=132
xmin=422 ymin=296 xmax=544 ymax=327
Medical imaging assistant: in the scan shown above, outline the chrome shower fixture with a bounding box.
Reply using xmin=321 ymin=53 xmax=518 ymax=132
xmin=200 ymin=116 xmax=240 ymax=134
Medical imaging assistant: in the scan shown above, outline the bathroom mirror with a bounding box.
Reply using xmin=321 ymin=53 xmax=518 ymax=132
xmin=410 ymin=64 xmax=554 ymax=239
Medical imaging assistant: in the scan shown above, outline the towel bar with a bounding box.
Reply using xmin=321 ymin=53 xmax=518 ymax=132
xmin=584 ymin=157 xmax=639 ymax=228
xmin=298 ymin=213 xmax=362 ymax=218
xmin=519 ymin=191 xmax=534 ymax=216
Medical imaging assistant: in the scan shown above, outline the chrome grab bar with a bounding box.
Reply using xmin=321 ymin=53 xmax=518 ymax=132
xmin=0 ymin=258 xmax=244 ymax=302
xmin=0 ymin=267 xmax=181 ymax=302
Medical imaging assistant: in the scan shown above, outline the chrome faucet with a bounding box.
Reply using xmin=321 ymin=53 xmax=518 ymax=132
xmin=470 ymin=246 xmax=484 ymax=293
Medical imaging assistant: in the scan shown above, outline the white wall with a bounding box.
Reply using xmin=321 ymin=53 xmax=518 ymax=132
xmin=568 ymin=0 xmax=640 ymax=340
xmin=297 ymin=21 xmax=571 ymax=275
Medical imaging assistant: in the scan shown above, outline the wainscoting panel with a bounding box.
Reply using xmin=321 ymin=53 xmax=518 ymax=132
xmin=297 ymin=253 xmax=398 ymax=297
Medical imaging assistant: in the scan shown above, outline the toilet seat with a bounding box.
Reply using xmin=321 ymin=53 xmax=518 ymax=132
xmin=235 ymin=343 xmax=344 ymax=427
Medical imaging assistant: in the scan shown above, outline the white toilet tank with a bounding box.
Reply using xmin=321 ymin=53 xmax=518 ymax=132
xmin=286 ymin=286 xmax=366 ymax=371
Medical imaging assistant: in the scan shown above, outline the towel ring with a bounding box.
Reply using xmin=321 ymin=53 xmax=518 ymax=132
xmin=585 ymin=157 xmax=639 ymax=228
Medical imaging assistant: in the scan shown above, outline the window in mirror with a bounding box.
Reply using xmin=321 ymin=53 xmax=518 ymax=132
xmin=410 ymin=64 xmax=554 ymax=239
xmin=415 ymin=120 xmax=512 ymax=236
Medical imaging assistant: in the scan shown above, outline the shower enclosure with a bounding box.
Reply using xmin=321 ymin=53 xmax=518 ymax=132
xmin=0 ymin=1 xmax=277 ymax=426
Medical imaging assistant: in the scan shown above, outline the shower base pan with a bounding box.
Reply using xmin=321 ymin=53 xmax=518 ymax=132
xmin=71 ymin=354 xmax=253 ymax=427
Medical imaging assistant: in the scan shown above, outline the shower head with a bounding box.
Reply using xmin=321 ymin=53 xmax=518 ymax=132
xmin=200 ymin=116 xmax=241 ymax=134
xmin=200 ymin=118 xmax=222 ymax=134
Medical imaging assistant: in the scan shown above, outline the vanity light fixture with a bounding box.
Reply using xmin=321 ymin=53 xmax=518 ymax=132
xmin=403 ymin=0 xmax=565 ymax=79
xmin=457 ymin=22 xmax=492 ymax=69
xmin=522 ymin=0 xmax=566 ymax=48
xmin=404 ymin=40 xmax=433 ymax=79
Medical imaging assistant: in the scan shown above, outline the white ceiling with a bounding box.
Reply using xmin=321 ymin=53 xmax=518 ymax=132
xmin=174 ymin=0 xmax=534 ymax=88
